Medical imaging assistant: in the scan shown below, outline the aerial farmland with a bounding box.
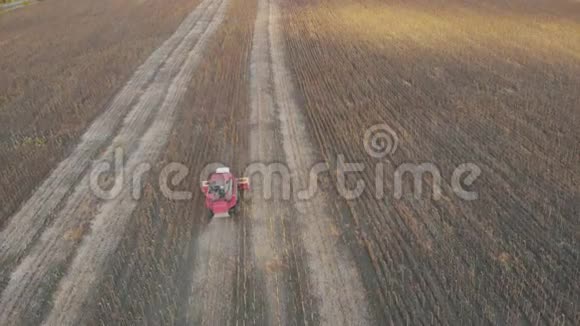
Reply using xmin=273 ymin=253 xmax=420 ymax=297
xmin=0 ymin=0 xmax=578 ymax=324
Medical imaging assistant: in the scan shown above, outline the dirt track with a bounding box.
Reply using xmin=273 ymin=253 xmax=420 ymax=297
xmin=255 ymin=0 xmax=371 ymax=323
xmin=0 ymin=0 xmax=579 ymax=324
xmin=170 ymin=0 xmax=376 ymax=323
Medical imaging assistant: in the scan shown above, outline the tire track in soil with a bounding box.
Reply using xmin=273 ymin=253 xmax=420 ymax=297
xmin=186 ymin=218 xmax=239 ymax=325
xmin=0 ymin=0 xmax=227 ymax=324
xmin=249 ymin=0 xmax=373 ymax=324
xmin=247 ymin=0 xmax=316 ymax=324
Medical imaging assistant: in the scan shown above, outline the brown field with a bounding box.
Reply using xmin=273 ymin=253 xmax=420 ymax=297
xmin=281 ymin=0 xmax=580 ymax=323
xmin=0 ymin=0 xmax=578 ymax=324
xmin=0 ymin=0 xmax=200 ymax=227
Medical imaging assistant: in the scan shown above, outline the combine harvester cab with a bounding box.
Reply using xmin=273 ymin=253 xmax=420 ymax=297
xmin=201 ymin=167 xmax=249 ymax=218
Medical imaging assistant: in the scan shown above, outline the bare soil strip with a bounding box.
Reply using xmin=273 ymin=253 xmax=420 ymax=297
xmin=248 ymin=0 xmax=373 ymax=324
xmin=247 ymin=0 xmax=294 ymax=323
xmin=185 ymin=218 xmax=239 ymax=325
xmin=43 ymin=1 xmax=228 ymax=323
xmin=0 ymin=0 xmax=227 ymax=324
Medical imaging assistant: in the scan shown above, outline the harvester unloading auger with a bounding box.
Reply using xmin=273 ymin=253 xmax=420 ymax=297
xmin=201 ymin=167 xmax=250 ymax=218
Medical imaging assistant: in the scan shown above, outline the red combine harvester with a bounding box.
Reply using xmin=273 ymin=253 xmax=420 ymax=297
xmin=201 ymin=167 xmax=250 ymax=218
